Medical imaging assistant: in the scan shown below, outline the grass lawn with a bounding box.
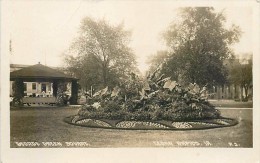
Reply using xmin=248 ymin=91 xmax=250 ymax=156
xmin=10 ymin=105 xmax=252 ymax=148
xmin=209 ymin=100 xmax=253 ymax=108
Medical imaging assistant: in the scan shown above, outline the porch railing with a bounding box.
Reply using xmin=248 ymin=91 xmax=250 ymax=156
xmin=22 ymin=97 xmax=57 ymax=104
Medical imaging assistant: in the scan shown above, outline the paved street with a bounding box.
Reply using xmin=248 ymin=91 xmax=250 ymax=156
xmin=10 ymin=106 xmax=252 ymax=148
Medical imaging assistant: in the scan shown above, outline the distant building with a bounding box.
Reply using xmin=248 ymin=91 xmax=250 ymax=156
xmin=10 ymin=63 xmax=79 ymax=105
xmin=10 ymin=63 xmax=71 ymax=97
xmin=208 ymin=54 xmax=253 ymax=101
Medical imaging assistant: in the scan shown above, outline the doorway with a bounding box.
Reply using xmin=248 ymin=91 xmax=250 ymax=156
xmin=41 ymin=84 xmax=46 ymax=92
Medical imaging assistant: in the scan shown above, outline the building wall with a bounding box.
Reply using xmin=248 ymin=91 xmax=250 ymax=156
xmin=24 ymin=82 xmax=53 ymax=97
xmin=10 ymin=82 xmax=53 ymax=97
xmin=10 ymin=64 xmax=60 ymax=97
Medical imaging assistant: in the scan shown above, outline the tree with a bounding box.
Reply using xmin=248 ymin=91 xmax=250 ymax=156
xmin=229 ymin=55 xmax=252 ymax=100
xmin=147 ymin=50 xmax=168 ymax=74
xmin=64 ymin=17 xmax=138 ymax=91
xmin=152 ymin=7 xmax=241 ymax=87
xmin=12 ymin=79 xmax=24 ymax=106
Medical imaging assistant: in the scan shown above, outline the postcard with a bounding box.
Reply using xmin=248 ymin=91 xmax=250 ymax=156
xmin=1 ymin=0 xmax=260 ymax=162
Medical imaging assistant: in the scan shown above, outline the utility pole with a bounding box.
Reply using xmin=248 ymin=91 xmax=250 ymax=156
xmin=9 ymin=34 xmax=13 ymax=65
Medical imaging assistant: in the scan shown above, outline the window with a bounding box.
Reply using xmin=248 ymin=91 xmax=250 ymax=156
xmin=24 ymin=83 xmax=27 ymax=91
xmin=41 ymin=84 xmax=46 ymax=92
xmin=32 ymin=83 xmax=36 ymax=90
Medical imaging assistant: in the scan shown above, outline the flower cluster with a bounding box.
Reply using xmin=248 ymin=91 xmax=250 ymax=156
xmin=214 ymin=119 xmax=230 ymax=125
xmin=188 ymin=121 xmax=218 ymax=126
xmin=75 ymin=118 xmax=91 ymax=124
xmin=75 ymin=118 xmax=112 ymax=127
xmin=116 ymin=121 xmax=136 ymax=128
xmin=72 ymin=115 xmax=80 ymax=123
xmin=94 ymin=120 xmax=112 ymax=127
xmin=172 ymin=122 xmax=193 ymax=128
xmin=116 ymin=121 xmax=168 ymax=129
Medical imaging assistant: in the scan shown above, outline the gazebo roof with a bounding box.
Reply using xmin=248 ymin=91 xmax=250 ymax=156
xmin=10 ymin=63 xmax=77 ymax=82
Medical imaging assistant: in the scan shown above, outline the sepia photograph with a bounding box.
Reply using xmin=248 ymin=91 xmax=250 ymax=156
xmin=1 ymin=0 xmax=260 ymax=162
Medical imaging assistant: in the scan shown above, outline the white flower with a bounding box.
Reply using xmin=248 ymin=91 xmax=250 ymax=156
xmin=92 ymin=102 xmax=101 ymax=109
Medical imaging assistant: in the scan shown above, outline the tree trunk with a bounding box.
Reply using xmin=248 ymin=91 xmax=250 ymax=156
xmin=102 ymin=65 xmax=107 ymax=86
xmin=53 ymin=80 xmax=58 ymax=97
xmin=244 ymin=85 xmax=248 ymax=99
xmin=240 ymin=85 xmax=243 ymax=101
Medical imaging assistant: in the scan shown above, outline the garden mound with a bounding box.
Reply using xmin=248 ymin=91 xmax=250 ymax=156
xmin=66 ymin=71 xmax=238 ymax=130
xmin=64 ymin=115 xmax=238 ymax=130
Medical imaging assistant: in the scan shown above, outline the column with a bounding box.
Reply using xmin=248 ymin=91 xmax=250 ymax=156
xmin=71 ymin=80 xmax=78 ymax=105
xmin=53 ymin=80 xmax=58 ymax=97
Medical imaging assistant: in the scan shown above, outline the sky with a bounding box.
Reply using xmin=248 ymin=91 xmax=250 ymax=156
xmin=6 ymin=0 xmax=253 ymax=74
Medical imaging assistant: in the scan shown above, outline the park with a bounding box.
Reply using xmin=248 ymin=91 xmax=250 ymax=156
xmin=10 ymin=101 xmax=252 ymax=148
xmin=9 ymin=7 xmax=253 ymax=148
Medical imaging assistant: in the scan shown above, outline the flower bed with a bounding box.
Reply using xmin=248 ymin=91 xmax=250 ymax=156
xmin=64 ymin=116 xmax=238 ymax=130
xmin=66 ymin=71 xmax=238 ymax=130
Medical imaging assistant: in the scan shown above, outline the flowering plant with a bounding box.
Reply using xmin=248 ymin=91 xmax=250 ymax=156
xmin=78 ymin=68 xmax=220 ymax=121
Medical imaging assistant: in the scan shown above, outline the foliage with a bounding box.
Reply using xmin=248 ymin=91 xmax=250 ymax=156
xmin=78 ymin=69 xmax=220 ymax=121
xmin=228 ymin=55 xmax=252 ymax=100
xmin=147 ymin=51 xmax=168 ymax=74
xmin=149 ymin=7 xmax=241 ymax=87
xmin=56 ymin=82 xmax=69 ymax=106
xmin=63 ymin=17 xmax=139 ymax=91
xmin=12 ymin=79 xmax=24 ymax=106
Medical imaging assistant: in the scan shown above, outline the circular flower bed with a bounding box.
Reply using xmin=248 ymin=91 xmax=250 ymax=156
xmin=66 ymin=71 xmax=238 ymax=130
xmin=64 ymin=116 xmax=238 ymax=130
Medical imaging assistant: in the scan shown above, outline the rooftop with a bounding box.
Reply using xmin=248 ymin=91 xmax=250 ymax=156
xmin=10 ymin=63 xmax=77 ymax=82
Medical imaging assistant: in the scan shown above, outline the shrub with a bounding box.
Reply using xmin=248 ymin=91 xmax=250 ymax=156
xmin=150 ymin=108 xmax=163 ymax=121
xmin=77 ymin=69 xmax=221 ymax=121
xmin=102 ymin=101 xmax=121 ymax=113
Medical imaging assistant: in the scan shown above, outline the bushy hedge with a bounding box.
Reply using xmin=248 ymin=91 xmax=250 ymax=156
xmin=78 ymin=102 xmax=220 ymax=121
xmin=78 ymin=70 xmax=220 ymax=121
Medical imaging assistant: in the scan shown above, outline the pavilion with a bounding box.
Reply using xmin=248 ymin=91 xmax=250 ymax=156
xmin=10 ymin=63 xmax=78 ymax=105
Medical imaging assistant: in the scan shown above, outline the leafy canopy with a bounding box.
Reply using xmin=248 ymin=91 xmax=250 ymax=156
xmin=151 ymin=7 xmax=241 ymax=87
xmin=64 ymin=17 xmax=138 ymax=90
xmin=228 ymin=54 xmax=252 ymax=99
